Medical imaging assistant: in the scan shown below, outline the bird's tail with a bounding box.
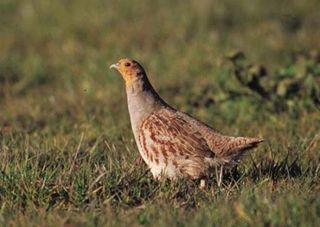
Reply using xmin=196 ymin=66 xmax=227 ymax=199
xmin=218 ymin=136 xmax=264 ymax=164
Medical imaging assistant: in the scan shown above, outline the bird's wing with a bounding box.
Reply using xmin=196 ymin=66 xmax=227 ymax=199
xmin=175 ymin=110 xmax=263 ymax=162
xmin=138 ymin=108 xmax=215 ymax=177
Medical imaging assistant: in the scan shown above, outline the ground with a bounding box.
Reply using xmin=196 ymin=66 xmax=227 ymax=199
xmin=0 ymin=0 xmax=320 ymax=226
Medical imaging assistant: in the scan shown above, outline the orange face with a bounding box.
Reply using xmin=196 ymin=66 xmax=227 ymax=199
xmin=110 ymin=58 xmax=144 ymax=86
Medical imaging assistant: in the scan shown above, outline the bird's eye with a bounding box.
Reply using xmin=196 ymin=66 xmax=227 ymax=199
xmin=125 ymin=62 xmax=131 ymax=67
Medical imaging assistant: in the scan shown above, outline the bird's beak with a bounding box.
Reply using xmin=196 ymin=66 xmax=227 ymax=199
xmin=109 ymin=63 xmax=119 ymax=70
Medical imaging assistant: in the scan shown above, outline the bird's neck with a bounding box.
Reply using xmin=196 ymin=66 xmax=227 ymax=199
xmin=126 ymin=76 xmax=166 ymax=132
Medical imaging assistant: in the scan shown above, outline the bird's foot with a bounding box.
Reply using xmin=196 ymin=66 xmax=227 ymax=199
xmin=199 ymin=179 xmax=206 ymax=190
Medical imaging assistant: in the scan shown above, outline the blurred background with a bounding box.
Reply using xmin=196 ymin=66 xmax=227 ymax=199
xmin=1 ymin=0 xmax=319 ymax=130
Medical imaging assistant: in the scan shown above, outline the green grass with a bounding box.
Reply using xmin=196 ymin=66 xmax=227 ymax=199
xmin=0 ymin=0 xmax=320 ymax=226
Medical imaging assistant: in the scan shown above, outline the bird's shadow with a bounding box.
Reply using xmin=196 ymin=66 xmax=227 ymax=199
xmin=209 ymin=155 xmax=303 ymax=188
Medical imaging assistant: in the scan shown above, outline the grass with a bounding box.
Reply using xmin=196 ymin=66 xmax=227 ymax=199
xmin=0 ymin=0 xmax=320 ymax=226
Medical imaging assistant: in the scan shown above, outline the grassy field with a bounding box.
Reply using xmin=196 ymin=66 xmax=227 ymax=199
xmin=1 ymin=0 xmax=320 ymax=226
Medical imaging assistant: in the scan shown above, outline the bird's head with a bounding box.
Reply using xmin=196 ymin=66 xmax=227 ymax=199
xmin=110 ymin=58 xmax=146 ymax=87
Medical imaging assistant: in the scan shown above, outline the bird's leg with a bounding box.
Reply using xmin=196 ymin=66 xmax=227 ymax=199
xmin=215 ymin=166 xmax=219 ymax=185
xmin=216 ymin=166 xmax=224 ymax=187
xmin=199 ymin=179 xmax=206 ymax=190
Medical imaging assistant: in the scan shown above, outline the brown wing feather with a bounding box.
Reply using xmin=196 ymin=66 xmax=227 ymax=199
xmin=175 ymin=111 xmax=264 ymax=163
xmin=139 ymin=109 xmax=215 ymax=178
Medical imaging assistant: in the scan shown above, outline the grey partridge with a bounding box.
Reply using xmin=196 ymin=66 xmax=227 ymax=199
xmin=110 ymin=58 xmax=263 ymax=180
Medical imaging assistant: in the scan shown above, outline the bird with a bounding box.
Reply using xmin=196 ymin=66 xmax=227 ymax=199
xmin=110 ymin=58 xmax=263 ymax=181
